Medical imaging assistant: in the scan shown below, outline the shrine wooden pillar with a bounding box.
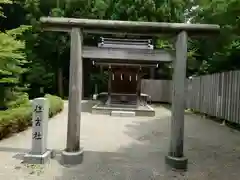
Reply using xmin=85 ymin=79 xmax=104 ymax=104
xmin=165 ymin=31 xmax=188 ymax=170
xmin=136 ymin=69 xmax=141 ymax=106
xmin=150 ymin=67 xmax=155 ymax=79
xmin=107 ymin=68 xmax=112 ymax=105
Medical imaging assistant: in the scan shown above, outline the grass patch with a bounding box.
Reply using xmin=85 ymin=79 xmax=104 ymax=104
xmin=0 ymin=94 xmax=64 ymax=140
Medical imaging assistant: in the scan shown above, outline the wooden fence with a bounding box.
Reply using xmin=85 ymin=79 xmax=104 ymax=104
xmin=141 ymin=70 xmax=240 ymax=124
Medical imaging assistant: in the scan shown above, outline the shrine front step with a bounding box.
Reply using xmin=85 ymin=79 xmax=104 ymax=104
xmin=111 ymin=111 xmax=135 ymax=117
xmin=91 ymin=103 xmax=155 ymax=117
xmin=110 ymin=100 xmax=138 ymax=108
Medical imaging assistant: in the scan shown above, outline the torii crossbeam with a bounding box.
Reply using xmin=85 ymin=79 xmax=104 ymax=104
xmin=40 ymin=17 xmax=220 ymax=169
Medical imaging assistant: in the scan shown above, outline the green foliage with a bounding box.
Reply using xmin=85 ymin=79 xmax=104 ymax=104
xmin=188 ymin=0 xmax=240 ymax=74
xmin=5 ymin=92 xmax=30 ymax=109
xmin=0 ymin=94 xmax=64 ymax=140
xmin=0 ymin=22 xmax=30 ymax=109
xmin=0 ymin=104 xmax=32 ymax=138
xmin=90 ymin=71 xmax=109 ymax=94
xmin=0 ymin=0 xmax=12 ymax=17
xmin=1 ymin=0 xmax=239 ymax=98
xmin=18 ymin=0 xmax=195 ymax=97
xmin=0 ymin=31 xmax=25 ymax=79
xmin=44 ymin=94 xmax=64 ymax=117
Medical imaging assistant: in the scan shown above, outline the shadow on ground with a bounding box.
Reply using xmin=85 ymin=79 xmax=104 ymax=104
xmin=56 ymin=103 xmax=240 ymax=180
xmin=0 ymin=147 xmax=29 ymax=161
xmin=54 ymin=150 xmax=176 ymax=180
xmin=81 ymin=100 xmax=97 ymax=113
xmin=53 ymin=112 xmax=188 ymax=180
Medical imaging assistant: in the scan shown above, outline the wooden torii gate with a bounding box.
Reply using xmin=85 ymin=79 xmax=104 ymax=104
xmin=40 ymin=17 xmax=220 ymax=169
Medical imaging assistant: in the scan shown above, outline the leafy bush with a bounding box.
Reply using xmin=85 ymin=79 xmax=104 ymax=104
xmin=0 ymin=94 xmax=64 ymax=140
xmin=6 ymin=92 xmax=31 ymax=109
xmin=44 ymin=94 xmax=64 ymax=118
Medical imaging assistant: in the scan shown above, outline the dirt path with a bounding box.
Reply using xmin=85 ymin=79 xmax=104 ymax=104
xmin=0 ymin=101 xmax=239 ymax=179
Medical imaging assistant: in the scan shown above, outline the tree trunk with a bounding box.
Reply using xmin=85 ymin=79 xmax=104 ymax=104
xmin=58 ymin=67 xmax=64 ymax=98
xmin=0 ymin=86 xmax=6 ymax=110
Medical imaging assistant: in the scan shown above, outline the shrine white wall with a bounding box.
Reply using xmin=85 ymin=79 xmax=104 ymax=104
xmin=141 ymin=79 xmax=172 ymax=103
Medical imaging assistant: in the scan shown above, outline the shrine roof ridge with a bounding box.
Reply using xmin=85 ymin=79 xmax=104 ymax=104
xmin=40 ymin=17 xmax=220 ymax=36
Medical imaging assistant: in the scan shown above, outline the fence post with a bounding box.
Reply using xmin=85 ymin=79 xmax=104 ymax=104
xmin=24 ymin=98 xmax=51 ymax=164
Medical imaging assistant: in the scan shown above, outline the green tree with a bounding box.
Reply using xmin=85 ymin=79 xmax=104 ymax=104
xmin=188 ymin=0 xmax=240 ymax=74
xmin=0 ymin=0 xmax=30 ymax=109
xmin=0 ymin=0 xmax=12 ymax=17
xmin=8 ymin=0 xmax=212 ymax=99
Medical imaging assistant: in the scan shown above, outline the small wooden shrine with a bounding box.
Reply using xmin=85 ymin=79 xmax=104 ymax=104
xmin=93 ymin=37 xmax=158 ymax=107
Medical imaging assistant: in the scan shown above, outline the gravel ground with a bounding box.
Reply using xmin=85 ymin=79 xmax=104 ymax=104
xmin=0 ymin=101 xmax=239 ymax=180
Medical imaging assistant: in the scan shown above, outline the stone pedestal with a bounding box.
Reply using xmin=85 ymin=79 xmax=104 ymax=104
xmin=165 ymin=155 xmax=188 ymax=170
xmin=61 ymin=148 xmax=84 ymax=165
xmin=24 ymin=151 xmax=52 ymax=164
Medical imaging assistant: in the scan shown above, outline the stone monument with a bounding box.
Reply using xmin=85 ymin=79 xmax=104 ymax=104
xmin=24 ymin=98 xmax=52 ymax=164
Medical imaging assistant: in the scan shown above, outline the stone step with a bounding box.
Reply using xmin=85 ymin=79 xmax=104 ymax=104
xmin=111 ymin=111 xmax=136 ymax=117
xmin=109 ymin=103 xmax=137 ymax=108
xmin=110 ymin=100 xmax=137 ymax=105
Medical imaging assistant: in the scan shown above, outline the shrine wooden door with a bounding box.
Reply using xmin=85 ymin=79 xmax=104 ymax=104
xmin=111 ymin=68 xmax=139 ymax=94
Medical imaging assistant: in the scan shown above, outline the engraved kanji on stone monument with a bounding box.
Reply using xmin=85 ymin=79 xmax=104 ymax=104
xmin=33 ymin=131 xmax=42 ymax=140
xmin=34 ymin=116 xmax=42 ymax=127
xmin=34 ymin=104 xmax=43 ymax=113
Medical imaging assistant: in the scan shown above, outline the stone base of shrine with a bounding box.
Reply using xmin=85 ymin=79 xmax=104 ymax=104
xmin=92 ymin=103 xmax=155 ymax=117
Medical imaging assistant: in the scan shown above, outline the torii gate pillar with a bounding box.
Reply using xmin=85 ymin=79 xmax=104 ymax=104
xmin=165 ymin=31 xmax=188 ymax=170
xmin=61 ymin=28 xmax=84 ymax=165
